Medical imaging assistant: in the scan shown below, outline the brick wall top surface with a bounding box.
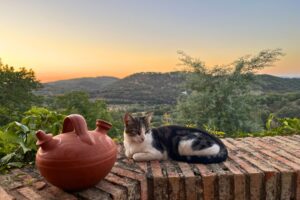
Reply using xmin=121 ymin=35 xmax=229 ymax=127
xmin=0 ymin=135 xmax=300 ymax=200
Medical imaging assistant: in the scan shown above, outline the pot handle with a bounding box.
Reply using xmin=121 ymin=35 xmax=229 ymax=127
xmin=62 ymin=114 xmax=94 ymax=145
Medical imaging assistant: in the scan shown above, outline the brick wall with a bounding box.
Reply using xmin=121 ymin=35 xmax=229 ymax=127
xmin=0 ymin=135 xmax=299 ymax=200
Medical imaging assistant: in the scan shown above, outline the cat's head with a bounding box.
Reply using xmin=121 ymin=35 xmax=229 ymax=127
xmin=123 ymin=112 xmax=153 ymax=143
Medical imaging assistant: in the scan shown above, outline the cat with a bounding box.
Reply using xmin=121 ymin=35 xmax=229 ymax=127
xmin=123 ymin=112 xmax=228 ymax=163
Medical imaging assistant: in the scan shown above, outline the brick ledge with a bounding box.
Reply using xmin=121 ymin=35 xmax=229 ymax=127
xmin=0 ymin=135 xmax=300 ymax=200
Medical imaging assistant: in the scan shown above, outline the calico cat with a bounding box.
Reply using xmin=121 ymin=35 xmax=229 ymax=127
xmin=123 ymin=112 xmax=228 ymax=163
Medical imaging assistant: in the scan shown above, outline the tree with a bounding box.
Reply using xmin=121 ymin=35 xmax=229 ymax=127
xmin=175 ymin=49 xmax=284 ymax=136
xmin=51 ymin=91 xmax=123 ymax=140
xmin=0 ymin=60 xmax=42 ymax=125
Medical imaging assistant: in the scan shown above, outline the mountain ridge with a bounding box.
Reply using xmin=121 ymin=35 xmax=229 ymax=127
xmin=37 ymin=72 xmax=300 ymax=104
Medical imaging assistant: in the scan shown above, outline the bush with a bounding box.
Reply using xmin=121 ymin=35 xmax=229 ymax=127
xmin=176 ymin=49 xmax=284 ymax=136
xmin=0 ymin=107 xmax=65 ymax=173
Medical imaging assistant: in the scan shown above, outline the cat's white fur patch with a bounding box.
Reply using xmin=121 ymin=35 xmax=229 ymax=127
xmin=124 ymin=131 xmax=167 ymax=161
xmin=178 ymin=139 xmax=220 ymax=156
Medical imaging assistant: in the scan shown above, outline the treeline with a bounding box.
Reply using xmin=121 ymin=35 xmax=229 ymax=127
xmin=38 ymin=72 xmax=300 ymax=106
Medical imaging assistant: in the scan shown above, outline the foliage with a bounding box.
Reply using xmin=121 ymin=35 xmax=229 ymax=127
xmin=0 ymin=60 xmax=42 ymax=125
xmin=50 ymin=91 xmax=123 ymax=141
xmin=21 ymin=107 xmax=65 ymax=134
xmin=203 ymin=125 xmax=226 ymax=138
xmin=257 ymin=92 xmax=300 ymax=123
xmin=37 ymin=71 xmax=300 ymax=108
xmin=254 ymin=74 xmax=300 ymax=93
xmin=265 ymin=114 xmax=300 ymax=135
xmin=162 ymin=113 xmax=173 ymax=126
xmin=175 ymin=49 xmax=284 ymax=136
xmin=233 ymin=114 xmax=300 ymax=137
xmin=80 ymin=72 xmax=186 ymax=104
xmin=0 ymin=107 xmax=64 ymax=173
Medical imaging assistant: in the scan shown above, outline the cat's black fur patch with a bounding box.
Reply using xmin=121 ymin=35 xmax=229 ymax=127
xmin=150 ymin=125 xmax=228 ymax=164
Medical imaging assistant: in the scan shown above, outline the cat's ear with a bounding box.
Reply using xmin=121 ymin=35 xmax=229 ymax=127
xmin=145 ymin=112 xmax=153 ymax=123
xmin=124 ymin=113 xmax=134 ymax=125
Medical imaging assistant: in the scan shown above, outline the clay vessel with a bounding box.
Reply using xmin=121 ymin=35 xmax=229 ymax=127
xmin=35 ymin=114 xmax=117 ymax=191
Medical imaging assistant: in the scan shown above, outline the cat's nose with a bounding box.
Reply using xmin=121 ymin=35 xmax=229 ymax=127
xmin=140 ymin=137 xmax=145 ymax=142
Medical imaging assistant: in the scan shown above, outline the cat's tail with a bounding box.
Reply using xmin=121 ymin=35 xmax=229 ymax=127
xmin=176 ymin=145 xmax=228 ymax=164
xmin=192 ymin=129 xmax=228 ymax=164
xmin=175 ymin=134 xmax=228 ymax=164
xmin=190 ymin=145 xmax=228 ymax=164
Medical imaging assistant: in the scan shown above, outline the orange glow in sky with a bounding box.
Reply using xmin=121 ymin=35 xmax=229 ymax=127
xmin=0 ymin=1 xmax=299 ymax=82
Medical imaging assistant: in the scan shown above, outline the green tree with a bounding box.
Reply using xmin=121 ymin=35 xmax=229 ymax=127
xmin=0 ymin=60 xmax=42 ymax=125
xmin=51 ymin=91 xmax=122 ymax=140
xmin=176 ymin=49 xmax=284 ymax=136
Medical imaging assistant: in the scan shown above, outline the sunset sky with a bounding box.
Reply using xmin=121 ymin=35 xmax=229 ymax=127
xmin=0 ymin=1 xmax=299 ymax=82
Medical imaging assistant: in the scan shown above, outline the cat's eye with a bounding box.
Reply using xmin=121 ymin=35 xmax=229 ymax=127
xmin=134 ymin=131 xmax=141 ymax=135
xmin=126 ymin=129 xmax=139 ymax=136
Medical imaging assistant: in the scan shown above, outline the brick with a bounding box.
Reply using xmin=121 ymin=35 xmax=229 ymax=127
xmin=244 ymin=137 xmax=273 ymax=150
xmin=196 ymin=164 xmax=216 ymax=200
xmin=10 ymin=169 xmax=25 ymax=176
xmin=239 ymin=140 xmax=294 ymax=199
xmin=206 ymin=147 xmax=235 ymax=200
xmin=105 ymin=173 xmax=139 ymax=200
xmin=293 ymin=135 xmax=300 ymax=141
xmin=111 ymin=167 xmax=147 ymax=200
xmin=115 ymin=160 xmax=145 ymax=174
xmin=1 ymin=136 xmax=300 ymax=200
xmin=276 ymin=136 xmax=300 ymax=145
xmin=256 ymin=147 xmax=300 ymax=171
xmin=238 ymin=152 xmax=279 ymax=199
xmin=0 ymin=186 xmax=14 ymax=200
xmin=272 ymin=149 xmax=300 ymax=164
xmin=267 ymin=137 xmax=300 ymax=150
xmin=229 ymin=137 xmax=298 ymax=199
xmin=17 ymin=187 xmax=42 ymax=200
xmin=227 ymin=138 xmax=284 ymax=199
xmin=221 ymin=139 xmax=238 ymax=151
xmin=257 ymin=149 xmax=300 ymax=200
xmin=136 ymin=162 xmax=148 ymax=173
xmin=208 ymin=163 xmax=233 ymax=200
xmin=10 ymin=169 xmax=37 ymax=186
xmin=214 ymin=167 xmax=233 ymax=200
xmin=150 ymin=161 xmax=168 ymax=200
xmin=279 ymin=171 xmax=294 ymax=200
xmin=111 ymin=166 xmax=144 ymax=181
xmin=255 ymin=137 xmax=300 ymax=159
xmin=150 ymin=161 xmax=163 ymax=177
xmin=161 ymin=160 xmax=185 ymax=200
xmin=43 ymin=185 xmax=78 ymax=200
xmin=77 ymin=187 xmax=111 ymax=200
xmin=96 ymin=180 xmax=127 ymax=200
xmin=177 ymin=162 xmax=197 ymax=200
xmin=229 ymin=154 xmax=263 ymax=200
xmin=33 ymin=181 xmax=47 ymax=190
xmin=223 ymin=161 xmax=246 ymax=200
xmin=0 ymin=174 xmax=23 ymax=190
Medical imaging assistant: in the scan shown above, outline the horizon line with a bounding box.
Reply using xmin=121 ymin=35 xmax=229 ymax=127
xmin=41 ymin=71 xmax=300 ymax=83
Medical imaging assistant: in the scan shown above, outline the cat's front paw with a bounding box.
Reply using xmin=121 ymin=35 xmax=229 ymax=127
xmin=132 ymin=153 xmax=144 ymax=161
xmin=125 ymin=150 xmax=133 ymax=158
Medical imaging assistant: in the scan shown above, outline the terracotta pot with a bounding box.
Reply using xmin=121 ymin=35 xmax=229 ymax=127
xmin=35 ymin=114 xmax=117 ymax=191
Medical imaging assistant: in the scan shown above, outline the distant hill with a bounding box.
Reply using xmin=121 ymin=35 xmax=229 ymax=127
xmin=37 ymin=72 xmax=300 ymax=104
xmin=92 ymin=72 xmax=187 ymax=104
xmin=254 ymin=74 xmax=300 ymax=92
xmin=37 ymin=76 xmax=119 ymax=96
